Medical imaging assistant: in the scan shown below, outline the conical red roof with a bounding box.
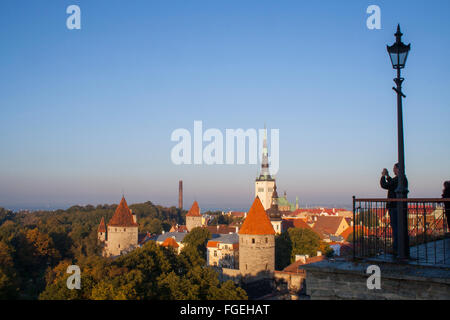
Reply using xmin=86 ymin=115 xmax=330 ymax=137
xmin=239 ymin=197 xmax=275 ymax=235
xmin=186 ymin=201 xmax=201 ymax=217
xmin=108 ymin=197 xmax=138 ymax=227
xmin=97 ymin=217 xmax=106 ymax=233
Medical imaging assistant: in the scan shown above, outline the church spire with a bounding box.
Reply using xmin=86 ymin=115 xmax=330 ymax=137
xmin=258 ymin=125 xmax=272 ymax=181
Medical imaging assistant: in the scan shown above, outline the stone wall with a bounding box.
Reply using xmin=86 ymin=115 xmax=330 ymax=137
xmin=106 ymin=226 xmax=138 ymax=257
xmin=300 ymin=259 xmax=450 ymax=300
xmin=239 ymin=234 xmax=275 ymax=275
xmin=186 ymin=216 xmax=202 ymax=232
xmin=274 ymin=270 xmax=307 ymax=294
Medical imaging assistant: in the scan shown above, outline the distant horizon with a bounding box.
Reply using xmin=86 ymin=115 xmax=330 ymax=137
xmin=5 ymin=200 xmax=354 ymax=214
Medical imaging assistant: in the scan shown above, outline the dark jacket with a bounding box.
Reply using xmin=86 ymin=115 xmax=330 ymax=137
xmin=442 ymin=189 xmax=450 ymax=216
xmin=380 ymin=175 xmax=408 ymax=209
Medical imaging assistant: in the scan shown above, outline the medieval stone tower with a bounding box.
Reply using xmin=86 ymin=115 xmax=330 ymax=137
xmin=98 ymin=196 xmax=138 ymax=257
xmin=238 ymin=196 xmax=275 ymax=275
xmin=186 ymin=200 xmax=203 ymax=232
xmin=97 ymin=217 xmax=106 ymax=242
xmin=255 ymin=127 xmax=275 ymax=210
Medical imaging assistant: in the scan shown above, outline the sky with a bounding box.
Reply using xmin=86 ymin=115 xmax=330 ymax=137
xmin=0 ymin=0 xmax=449 ymax=211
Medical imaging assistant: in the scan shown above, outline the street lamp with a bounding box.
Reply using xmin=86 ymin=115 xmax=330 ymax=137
xmin=387 ymin=24 xmax=411 ymax=260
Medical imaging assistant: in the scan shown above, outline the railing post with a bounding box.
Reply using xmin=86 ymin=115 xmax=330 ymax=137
xmin=397 ymin=199 xmax=410 ymax=260
xmin=352 ymin=196 xmax=356 ymax=259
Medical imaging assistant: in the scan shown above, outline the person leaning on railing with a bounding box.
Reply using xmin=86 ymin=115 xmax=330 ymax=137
xmin=443 ymin=181 xmax=450 ymax=234
xmin=380 ymin=163 xmax=408 ymax=256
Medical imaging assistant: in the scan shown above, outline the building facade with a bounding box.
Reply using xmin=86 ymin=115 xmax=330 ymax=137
xmin=207 ymin=233 xmax=239 ymax=269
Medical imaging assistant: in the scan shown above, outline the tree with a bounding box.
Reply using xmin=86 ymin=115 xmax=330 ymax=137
xmin=275 ymin=227 xmax=332 ymax=270
xmin=182 ymin=227 xmax=211 ymax=259
xmin=0 ymin=241 xmax=19 ymax=299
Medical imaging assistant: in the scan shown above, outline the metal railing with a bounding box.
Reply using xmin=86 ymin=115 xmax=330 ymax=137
xmin=352 ymin=197 xmax=450 ymax=266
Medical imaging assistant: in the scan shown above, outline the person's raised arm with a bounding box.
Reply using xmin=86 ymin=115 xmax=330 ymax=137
xmin=380 ymin=168 xmax=392 ymax=190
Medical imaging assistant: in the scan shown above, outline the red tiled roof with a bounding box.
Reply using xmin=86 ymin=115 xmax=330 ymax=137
xmin=312 ymin=216 xmax=346 ymax=236
xmin=161 ymin=237 xmax=179 ymax=248
xmin=239 ymin=197 xmax=275 ymax=235
xmin=282 ymin=218 xmax=313 ymax=231
xmin=205 ymin=225 xmax=236 ymax=234
xmin=186 ymin=201 xmax=201 ymax=217
xmin=98 ymin=217 xmax=106 ymax=233
xmin=339 ymin=226 xmax=370 ymax=240
xmin=282 ymin=255 xmax=325 ymax=272
xmin=230 ymin=211 xmax=245 ymax=218
xmin=108 ymin=197 xmax=138 ymax=227
xmin=170 ymin=225 xmax=188 ymax=232
xmin=207 ymin=241 xmax=219 ymax=248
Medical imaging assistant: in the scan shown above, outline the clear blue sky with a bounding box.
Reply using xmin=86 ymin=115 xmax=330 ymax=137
xmin=1 ymin=0 xmax=449 ymax=211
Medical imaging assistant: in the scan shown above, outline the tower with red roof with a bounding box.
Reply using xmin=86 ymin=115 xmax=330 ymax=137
xmin=97 ymin=217 xmax=106 ymax=242
xmin=186 ymin=200 xmax=203 ymax=232
xmin=100 ymin=196 xmax=139 ymax=257
xmin=238 ymin=197 xmax=275 ymax=275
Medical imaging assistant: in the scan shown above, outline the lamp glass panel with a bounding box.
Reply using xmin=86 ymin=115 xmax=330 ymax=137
xmin=389 ymin=52 xmax=399 ymax=67
xmin=398 ymin=52 xmax=408 ymax=66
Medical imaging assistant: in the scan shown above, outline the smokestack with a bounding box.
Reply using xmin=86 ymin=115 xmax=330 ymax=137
xmin=178 ymin=180 xmax=183 ymax=209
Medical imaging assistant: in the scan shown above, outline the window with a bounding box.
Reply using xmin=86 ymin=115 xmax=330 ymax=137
xmin=258 ymin=188 xmax=264 ymax=192
xmin=115 ymin=228 xmax=117 ymax=232
xmin=124 ymin=228 xmax=126 ymax=232
xmin=265 ymin=264 xmax=268 ymax=270
xmin=265 ymin=237 xmax=268 ymax=243
xmin=118 ymin=244 xmax=120 ymax=248
xmin=252 ymin=238 xmax=255 ymax=244
xmin=214 ymin=251 xmax=217 ymax=257
xmin=268 ymin=188 xmax=273 ymax=193
xmin=246 ymin=264 xmax=248 ymax=270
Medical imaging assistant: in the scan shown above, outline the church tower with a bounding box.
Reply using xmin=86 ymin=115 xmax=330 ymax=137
xmin=255 ymin=126 xmax=275 ymax=210
xmin=239 ymin=197 xmax=275 ymax=275
xmin=266 ymin=182 xmax=282 ymax=234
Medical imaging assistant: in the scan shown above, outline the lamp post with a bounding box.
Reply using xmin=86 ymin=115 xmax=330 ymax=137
xmin=387 ymin=25 xmax=411 ymax=260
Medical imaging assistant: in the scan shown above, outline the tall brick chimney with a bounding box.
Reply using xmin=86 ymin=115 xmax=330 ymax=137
xmin=178 ymin=180 xmax=183 ymax=209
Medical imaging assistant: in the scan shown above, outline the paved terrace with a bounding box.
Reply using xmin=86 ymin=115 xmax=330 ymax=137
xmin=366 ymin=238 xmax=450 ymax=268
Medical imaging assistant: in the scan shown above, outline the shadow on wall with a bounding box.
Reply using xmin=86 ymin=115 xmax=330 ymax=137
xmin=217 ymin=268 xmax=305 ymax=299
